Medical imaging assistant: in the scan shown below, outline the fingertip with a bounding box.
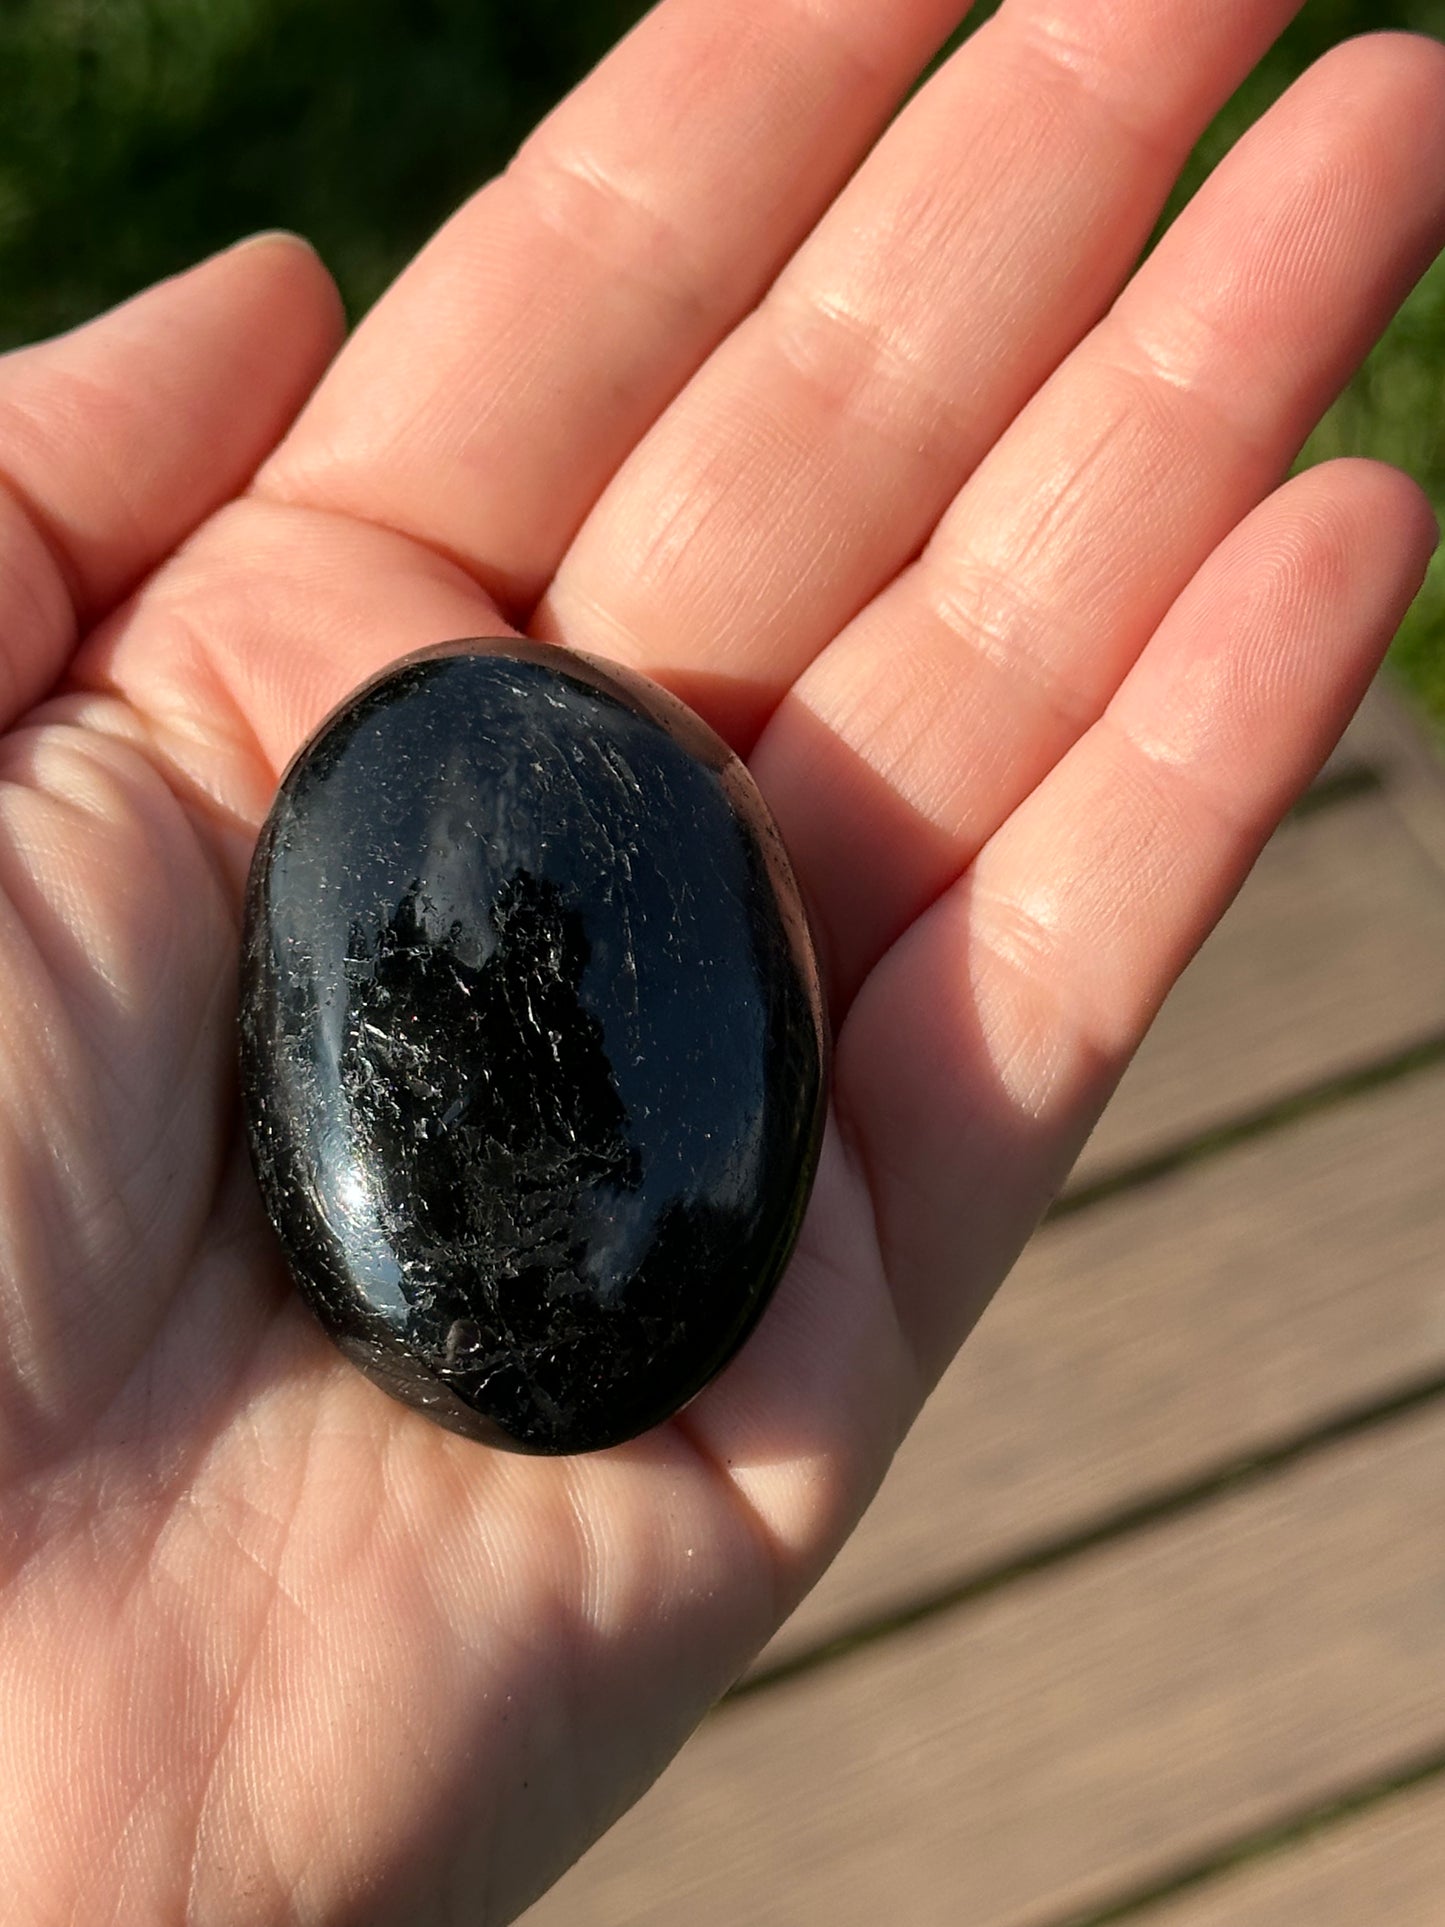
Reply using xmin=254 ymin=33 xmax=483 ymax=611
xmin=223 ymin=231 xmax=345 ymax=318
xmin=1354 ymin=456 xmax=1438 ymax=555
xmin=1334 ymin=26 xmax=1445 ymax=90
xmin=178 ymin=228 xmax=348 ymax=368
xmin=1308 ymin=27 xmax=1445 ymax=119
xmin=223 ymin=228 xmax=328 ymax=263
xmin=1291 ymin=456 xmax=1440 ymax=588
xmin=40 ymin=229 xmax=346 ymax=370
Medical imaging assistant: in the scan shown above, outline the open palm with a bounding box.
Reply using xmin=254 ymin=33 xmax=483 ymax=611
xmin=4 ymin=2 xmax=1444 ymax=1920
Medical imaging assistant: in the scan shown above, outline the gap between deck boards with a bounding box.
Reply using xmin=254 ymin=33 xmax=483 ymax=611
xmin=734 ymin=1358 xmax=1445 ymax=1700
xmin=1049 ymin=1742 xmax=1445 ymax=1927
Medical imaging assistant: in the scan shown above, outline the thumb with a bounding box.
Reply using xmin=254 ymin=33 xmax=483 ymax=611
xmin=0 ymin=235 xmax=344 ymax=730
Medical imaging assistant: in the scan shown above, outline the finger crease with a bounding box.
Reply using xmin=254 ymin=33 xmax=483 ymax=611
xmin=1100 ymin=704 xmax=1253 ymax=847
xmin=1099 ymin=311 xmax=1285 ymax=476
xmin=1006 ymin=9 xmax=1191 ymax=171
xmin=923 ymin=553 xmax=1101 ymax=740
xmin=764 ymin=281 xmax=976 ymax=461
xmin=508 ymin=140 xmax=711 ymax=324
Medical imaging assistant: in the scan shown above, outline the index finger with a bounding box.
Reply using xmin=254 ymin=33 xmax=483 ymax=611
xmin=256 ymin=0 xmax=972 ymax=611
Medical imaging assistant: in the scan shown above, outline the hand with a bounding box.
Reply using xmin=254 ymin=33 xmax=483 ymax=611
xmin=3 ymin=2 xmax=1441 ymax=1920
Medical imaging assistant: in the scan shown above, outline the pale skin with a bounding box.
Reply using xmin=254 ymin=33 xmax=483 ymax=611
xmin=1 ymin=0 xmax=1443 ymax=1918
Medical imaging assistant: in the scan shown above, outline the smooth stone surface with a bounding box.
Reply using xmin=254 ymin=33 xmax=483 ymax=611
xmin=239 ymin=639 xmax=827 ymax=1454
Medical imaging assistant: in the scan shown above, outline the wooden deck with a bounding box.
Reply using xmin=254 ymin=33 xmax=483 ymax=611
xmin=524 ymin=674 xmax=1445 ymax=1927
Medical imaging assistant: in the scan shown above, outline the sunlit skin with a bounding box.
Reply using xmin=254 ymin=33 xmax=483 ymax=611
xmin=1 ymin=2 xmax=1442 ymax=1920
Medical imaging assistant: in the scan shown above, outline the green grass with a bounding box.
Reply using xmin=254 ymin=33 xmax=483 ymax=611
xmin=2 ymin=0 xmax=1443 ymax=728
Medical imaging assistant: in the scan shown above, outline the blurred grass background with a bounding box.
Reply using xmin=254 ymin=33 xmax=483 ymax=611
xmin=1 ymin=0 xmax=1442 ymax=727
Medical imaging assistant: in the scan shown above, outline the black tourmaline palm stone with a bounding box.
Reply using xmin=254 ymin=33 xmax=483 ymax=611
xmin=238 ymin=639 xmax=827 ymax=1454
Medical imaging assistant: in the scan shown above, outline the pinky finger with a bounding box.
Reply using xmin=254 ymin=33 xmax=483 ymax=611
xmin=839 ymin=459 xmax=1439 ymax=1384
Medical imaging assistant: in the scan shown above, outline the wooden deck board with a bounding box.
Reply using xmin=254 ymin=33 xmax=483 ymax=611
xmin=758 ymin=1060 xmax=1445 ymax=1666
xmin=526 ymin=1407 xmax=1445 ymax=1927
xmin=1349 ymin=672 xmax=1445 ymax=886
xmin=1145 ymin=1778 xmax=1445 ymax=1926
xmin=1074 ymin=784 xmax=1445 ymax=1180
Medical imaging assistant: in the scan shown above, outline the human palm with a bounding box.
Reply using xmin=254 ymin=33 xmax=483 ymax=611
xmin=4 ymin=2 xmax=1444 ymax=1920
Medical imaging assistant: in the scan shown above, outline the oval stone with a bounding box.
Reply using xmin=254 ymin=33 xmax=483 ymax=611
xmin=239 ymin=639 xmax=828 ymax=1454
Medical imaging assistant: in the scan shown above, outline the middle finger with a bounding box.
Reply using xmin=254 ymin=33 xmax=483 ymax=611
xmin=537 ymin=0 xmax=1307 ymax=746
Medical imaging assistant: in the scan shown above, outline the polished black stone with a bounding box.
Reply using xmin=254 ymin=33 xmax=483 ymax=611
xmin=239 ymin=639 xmax=827 ymax=1454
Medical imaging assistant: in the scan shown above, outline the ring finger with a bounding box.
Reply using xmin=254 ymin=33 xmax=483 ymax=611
xmin=754 ymin=30 xmax=1445 ymax=1007
xmin=537 ymin=0 xmax=1310 ymax=747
